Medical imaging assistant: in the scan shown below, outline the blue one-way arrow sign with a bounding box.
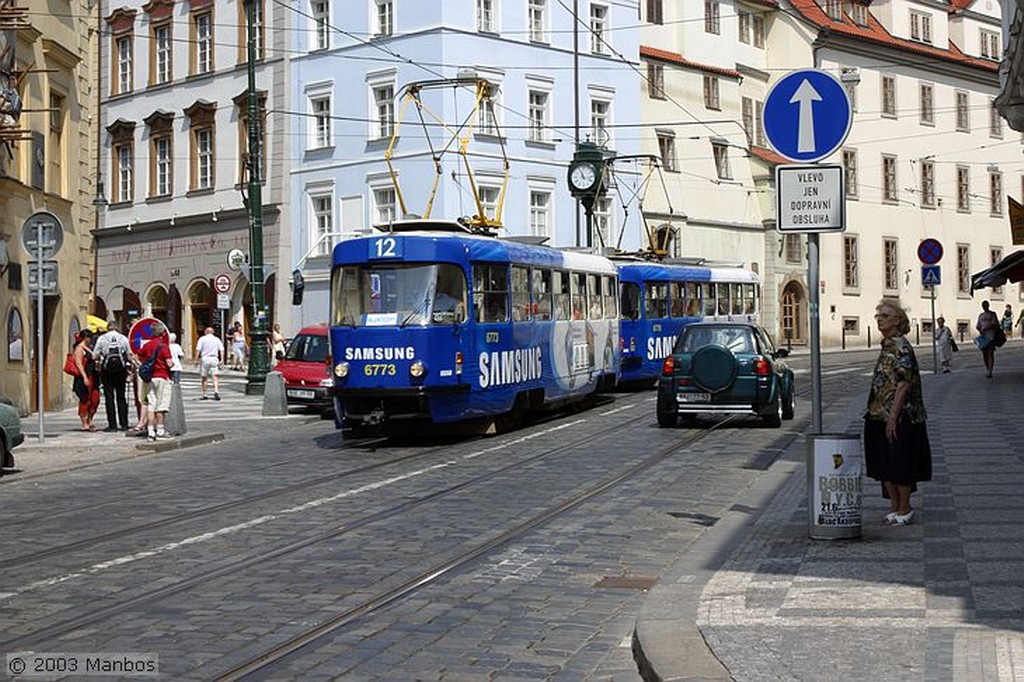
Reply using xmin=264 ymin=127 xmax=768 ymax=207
xmin=763 ymin=69 xmax=852 ymax=163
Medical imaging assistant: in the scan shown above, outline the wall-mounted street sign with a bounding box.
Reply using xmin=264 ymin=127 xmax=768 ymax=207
xmin=775 ymin=164 xmax=845 ymax=233
xmin=922 ymin=265 xmax=941 ymax=287
xmin=763 ymin=69 xmax=852 ymax=164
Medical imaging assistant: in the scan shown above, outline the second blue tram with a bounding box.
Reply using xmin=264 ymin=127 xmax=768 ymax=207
xmin=617 ymin=260 xmax=760 ymax=385
xmin=328 ymin=220 xmax=620 ymax=431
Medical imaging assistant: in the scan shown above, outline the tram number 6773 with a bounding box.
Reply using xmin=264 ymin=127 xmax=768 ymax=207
xmin=364 ymin=363 xmax=398 ymax=376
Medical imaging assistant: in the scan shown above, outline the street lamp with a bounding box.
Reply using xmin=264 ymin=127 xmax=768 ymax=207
xmin=243 ymin=0 xmax=269 ymax=394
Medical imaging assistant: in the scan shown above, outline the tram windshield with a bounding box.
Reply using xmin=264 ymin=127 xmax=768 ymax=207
xmin=332 ymin=263 xmax=468 ymax=327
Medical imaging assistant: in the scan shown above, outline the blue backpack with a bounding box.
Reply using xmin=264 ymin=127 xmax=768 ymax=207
xmin=138 ymin=343 xmax=164 ymax=383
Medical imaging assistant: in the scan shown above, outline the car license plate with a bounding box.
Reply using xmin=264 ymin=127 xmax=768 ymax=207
xmin=677 ymin=392 xmax=710 ymax=403
xmin=287 ymin=389 xmax=316 ymax=400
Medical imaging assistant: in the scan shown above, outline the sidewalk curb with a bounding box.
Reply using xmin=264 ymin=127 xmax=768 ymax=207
xmin=134 ymin=432 xmax=226 ymax=453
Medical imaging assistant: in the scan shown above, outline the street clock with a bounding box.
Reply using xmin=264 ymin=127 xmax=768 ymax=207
xmin=568 ymin=160 xmax=599 ymax=193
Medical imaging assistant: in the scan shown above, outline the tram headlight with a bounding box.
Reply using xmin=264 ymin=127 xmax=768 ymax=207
xmin=334 ymin=362 xmax=349 ymax=378
xmin=410 ymin=360 xmax=427 ymax=378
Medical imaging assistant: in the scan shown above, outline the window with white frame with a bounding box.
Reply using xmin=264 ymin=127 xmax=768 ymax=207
xmin=712 ymin=141 xmax=731 ymax=179
xmin=529 ymin=190 xmax=551 ymax=237
xmin=980 ymin=29 xmax=1000 ymax=60
xmin=193 ymin=10 xmax=213 ymax=75
xmin=991 ymin=247 xmax=1003 ymax=295
xmin=152 ymin=23 xmax=172 ymax=85
xmin=115 ymin=142 xmax=133 ymax=203
xmin=921 ymin=159 xmax=935 ymax=208
xmin=883 ymin=238 xmax=898 ymax=291
xmin=195 ymin=127 xmax=214 ymax=190
xmin=478 ymin=185 xmax=500 ymax=222
xmin=646 ymin=0 xmax=662 ymax=25
xmin=312 ymin=194 xmax=333 ymax=256
xmin=991 ymin=171 xmax=1003 ymax=215
xmin=824 ymin=0 xmax=842 ymax=21
xmin=647 ymin=62 xmax=664 ymax=99
xmin=251 ymin=0 xmax=265 ymax=58
xmin=372 ymin=83 xmax=395 ymax=139
xmin=742 ymin=97 xmax=754 ymax=144
xmin=881 ymin=75 xmax=896 ymax=117
xmin=843 ymin=148 xmax=858 ymax=198
xmin=703 ymin=75 xmax=720 ymax=110
xmin=310 ymin=94 xmax=331 ymax=148
xmin=116 ymin=35 xmax=133 ymax=95
xmin=373 ymin=186 xmax=397 ymax=224
xmin=958 ymin=244 xmax=971 ymax=293
xmin=754 ymin=100 xmax=765 ymax=146
xmin=528 ymin=89 xmax=549 ymax=143
xmin=957 ymin=165 xmax=970 ymax=211
xmin=784 ymin=234 xmax=802 ymax=263
xmin=842 ymin=73 xmax=857 ymax=113
xmin=657 ymin=131 xmax=676 ymax=171
xmin=153 ymin=135 xmax=172 ymax=197
xmin=843 ymin=234 xmax=859 ymax=289
xmin=910 ymin=10 xmax=932 ymax=43
xmin=956 ymin=91 xmax=970 ymax=131
xmin=590 ymin=4 xmax=607 ymax=54
xmin=738 ymin=11 xmax=750 ymax=44
xmin=478 ymin=95 xmax=498 ymax=135
xmin=991 ymin=98 xmax=1003 ymax=138
xmin=851 ymin=3 xmax=868 ymax=26
xmin=529 ymin=0 xmax=547 ymax=42
xmin=312 ymin=0 xmax=329 ymax=50
xmin=375 ymin=0 xmax=393 ymax=37
xmin=590 ymin=97 xmax=610 ymax=146
xmin=704 ymin=0 xmax=719 ymax=34
xmin=920 ymin=82 xmax=933 ymax=125
xmin=882 ymin=154 xmax=897 ymax=203
xmin=477 ymin=0 xmax=495 ymax=32
xmin=752 ymin=13 xmax=765 ymax=48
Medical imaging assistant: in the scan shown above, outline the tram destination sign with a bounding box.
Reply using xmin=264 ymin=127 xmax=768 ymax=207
xmin=775 ymin=164 xmax=845 ymax=233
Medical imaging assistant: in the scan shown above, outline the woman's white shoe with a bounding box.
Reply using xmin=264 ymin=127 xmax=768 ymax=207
xmin=892 ymin=510 xmax=915 ymax=525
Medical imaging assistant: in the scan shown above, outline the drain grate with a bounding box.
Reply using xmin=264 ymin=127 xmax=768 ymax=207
xmin=594 ymin=576 xmax=658 ymax=590
xmin=667 ymin=511 xmax=719 ymax=526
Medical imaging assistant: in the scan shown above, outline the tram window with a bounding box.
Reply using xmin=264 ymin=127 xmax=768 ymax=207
xmin=686 ymin=282 xmax=701 ymax=316
xmin=646 ymin=282 xmax=669 ymax=319
xmin=620 ymin=281 xmax=640 ymax=320
xmin=744 ymin=283 xmax=758 ymax=315
xmin=704 ymin=283 xmax=717 ymax=317
xmin=511 ymin=266 xmax=531 ymax=322
xmin=532 ymin=268 xmax=553 ymax=320
xmin=571 ymin=272 xmax=587 ymax=320
xmin=587 ymin=274 xmax=602 ymax=319
xmin=603 ymin=276 xmax=617 ymax=319
xmin=553 ymin=271 xmax=571 ymax=320
xmin=332 ymin=266 xmax=361 ymax=326
xmin=432 ymin=264 xmax=467 ymax=324
xmin=670 ymin=282 xmax=686 ymax=317
xmin=718 ymin=286 xmax=730 ymax=315
xmin=731 ymin=283 xmax=744 ymax=315
xmin=473 ymin=263 xmax=509 ymax=323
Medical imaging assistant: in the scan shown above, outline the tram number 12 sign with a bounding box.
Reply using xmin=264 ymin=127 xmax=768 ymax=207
xmin=775 ymin=164 xmax=846 ymax=233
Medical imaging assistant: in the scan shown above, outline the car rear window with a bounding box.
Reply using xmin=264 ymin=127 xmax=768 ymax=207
xmin=678 ymin=327 xmax=755 ymax=354
xmin=285 ymin=333 xmax=329 ymax=362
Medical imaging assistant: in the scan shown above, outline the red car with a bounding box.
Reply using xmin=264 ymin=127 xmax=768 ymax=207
xmin=276 ymin=324 xmax=333 ymax=411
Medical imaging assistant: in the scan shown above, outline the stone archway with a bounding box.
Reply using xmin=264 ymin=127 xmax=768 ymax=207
xmin=146 ymin=284 xmax=168 ymax=322
xmin=186 ymin=279 xmax=216 ymax=356
xmin=781 ymin=280 xmax=807 ymax=346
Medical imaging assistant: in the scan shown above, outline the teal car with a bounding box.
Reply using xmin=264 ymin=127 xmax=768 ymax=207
xmin=0 ymin=399 xmax=24 ymax=469
xmin=656 ymin=322 xmax=795 ymax=428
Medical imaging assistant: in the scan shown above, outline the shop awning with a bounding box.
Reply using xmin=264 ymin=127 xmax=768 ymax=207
xmin=970 ymin=249 xmax=1024 ymax=293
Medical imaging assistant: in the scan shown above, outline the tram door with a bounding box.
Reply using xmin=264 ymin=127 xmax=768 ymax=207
xmin=781 ymin=281 xmax=806 ymax=346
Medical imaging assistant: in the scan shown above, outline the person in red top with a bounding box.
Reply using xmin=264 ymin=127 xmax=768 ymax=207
xmin=137 ymin=321 xmax=174 ymax=441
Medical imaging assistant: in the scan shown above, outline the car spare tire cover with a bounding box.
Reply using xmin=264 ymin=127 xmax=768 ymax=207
xmin=691 ymin=345 xmax=738 ymax=392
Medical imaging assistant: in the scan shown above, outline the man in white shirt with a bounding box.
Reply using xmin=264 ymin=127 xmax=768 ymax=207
xmin=195 ymin=326 xmax=224 ymax=400
xmin=94 ymin=321 xmax=132 ymax=431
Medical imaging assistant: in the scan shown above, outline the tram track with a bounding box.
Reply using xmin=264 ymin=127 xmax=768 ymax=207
xmin=2 ymin=398 xmax=663 ymax=651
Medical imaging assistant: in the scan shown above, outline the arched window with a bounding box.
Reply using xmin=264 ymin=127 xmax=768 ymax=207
xmin=7 ymin=308 xmax=24 ymax=362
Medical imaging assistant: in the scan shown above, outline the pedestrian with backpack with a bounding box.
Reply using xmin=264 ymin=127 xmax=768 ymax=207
xmin=136 ymin=321 xmax=174 ymax=441
xmin=94 ymin=320 xmax=132 ymax=432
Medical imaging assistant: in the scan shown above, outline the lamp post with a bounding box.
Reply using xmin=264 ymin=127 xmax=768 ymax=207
xmin=244 ymin=0 xmax=269 ymax=394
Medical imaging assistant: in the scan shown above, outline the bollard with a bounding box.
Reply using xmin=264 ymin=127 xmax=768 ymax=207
xmin=867 ymin=326 xmax=871 ymax=348
xmin=807 ymin=434 xmax=862 ymax=540
xmin=165 ymin=381 xmax=187 ymax=436
xmin=262 ymin=371 xmax=289 ymax=416
xmin=841 ymin=326 xmax=846 ymax=350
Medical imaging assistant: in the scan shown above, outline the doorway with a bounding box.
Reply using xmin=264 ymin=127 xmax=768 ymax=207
xmin=781 ymin=281 xmax=806 ymax=346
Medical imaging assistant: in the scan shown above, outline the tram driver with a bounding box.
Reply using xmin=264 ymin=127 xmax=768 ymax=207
xmin=432 ymin=269 xmax=466 ymax=323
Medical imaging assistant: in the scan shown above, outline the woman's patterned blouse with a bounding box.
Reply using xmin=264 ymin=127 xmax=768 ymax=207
xmin=865 ymin=334 xmax=927 ymax=423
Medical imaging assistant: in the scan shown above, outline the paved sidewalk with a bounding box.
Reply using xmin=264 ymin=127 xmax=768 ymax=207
xmin=2 ymin=368 xmax=316 ymax=483
xmin=635 ymin=346 xmax=1024 ymax=681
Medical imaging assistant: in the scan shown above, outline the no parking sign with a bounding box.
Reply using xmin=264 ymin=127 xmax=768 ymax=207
xmin=128 ymin=317 xmax=170 ymax=355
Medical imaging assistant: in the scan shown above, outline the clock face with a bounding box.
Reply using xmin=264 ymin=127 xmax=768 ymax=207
xmin=570 ymin=163 xmax=597 ymax=191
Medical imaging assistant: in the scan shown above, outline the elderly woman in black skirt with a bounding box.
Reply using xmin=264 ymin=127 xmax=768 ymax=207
xmin=864 ymin=298 xmax=932 ymax=526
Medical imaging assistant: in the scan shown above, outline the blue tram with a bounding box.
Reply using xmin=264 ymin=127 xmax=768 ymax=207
xmin=617 ymin=260 xmax=760 ymax=385
xmin=328 ymin=220 xmax=620 ymax=431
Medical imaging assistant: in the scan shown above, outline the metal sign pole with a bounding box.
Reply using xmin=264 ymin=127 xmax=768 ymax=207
xmin=35 ymin=229 xmax=44 ymax=443
xmin=931 ymin=286 xmax=937 ymax=375
xmin=808 ymin=233 xmax=822 ymax=435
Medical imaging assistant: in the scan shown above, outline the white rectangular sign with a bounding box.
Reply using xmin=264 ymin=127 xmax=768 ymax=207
xmin=776 ymin=164 xmax=845 ymax=233
xmin=217 ymin=293 xmax=230 ymax=309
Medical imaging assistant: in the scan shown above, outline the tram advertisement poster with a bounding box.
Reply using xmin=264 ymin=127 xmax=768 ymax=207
xmin=811 ymin=436 xmax=862 ymax=528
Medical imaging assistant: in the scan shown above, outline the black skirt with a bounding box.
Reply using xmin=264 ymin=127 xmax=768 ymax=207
xmin=863 ymin=417 xmax=933 ymax=488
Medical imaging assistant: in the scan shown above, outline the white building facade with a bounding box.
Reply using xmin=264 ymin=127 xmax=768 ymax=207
xmin=95 ymin=0 xmax=293 ymax=354
xmin=288 ymin=0 xmax=642 ymax=325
